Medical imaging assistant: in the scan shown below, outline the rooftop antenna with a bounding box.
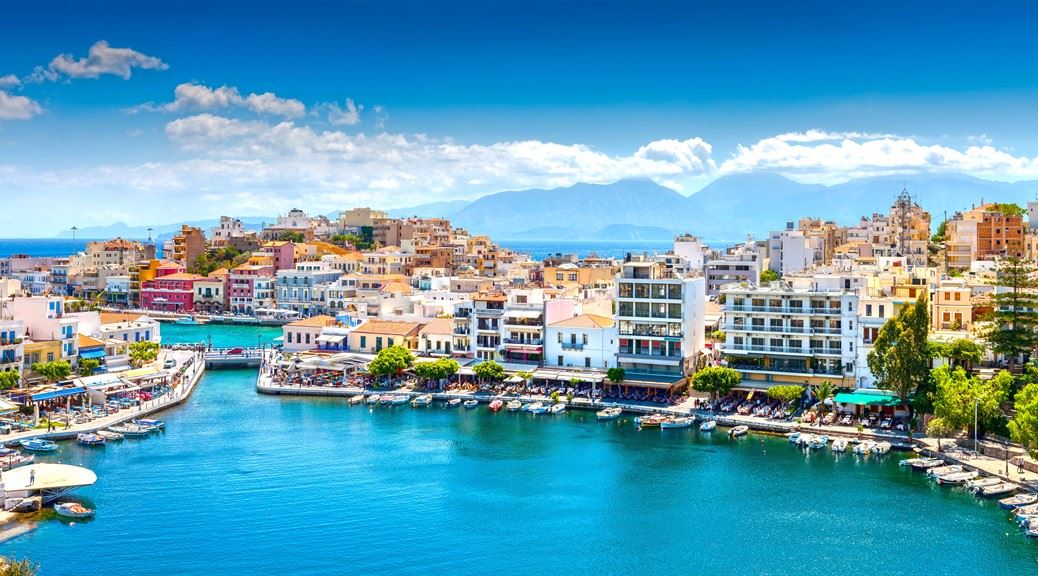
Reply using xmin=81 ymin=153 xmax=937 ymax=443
xmin=147 ymin=227 xmax=154 ymax=244
xmin=70 ymin=226 xmax=78 ymax=243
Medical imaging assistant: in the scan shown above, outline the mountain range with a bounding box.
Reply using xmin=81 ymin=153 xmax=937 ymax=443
xmin=55 ymin=172 xmax=1038 ymax=245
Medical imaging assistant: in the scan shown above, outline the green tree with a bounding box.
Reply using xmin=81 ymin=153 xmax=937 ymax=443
xmin=472 ymin=360 xmax=505 ymax=383
xmin=690 ymin=366 xmax=741 ymax=400
xmin=759 ymin=269 xmax=781 ymax=283
xmin=606 ymin=367 xmax=625 ymax=385
xmin=0 ymin=371 xmax=19 ymax=390
xmin=926 ymin=416 xmax=954 ymax=451
xmin=78 ymin=358 xmax=101 ymax=376
xmin=985 ymin=257 xmax=1038 ymax=370
xmin=0 ymin=556 xmax=39 ymax=576
xmin=367 ymin=346 xmax=415 ymax=381
xmin=993 ymin=202 xmax=1026 ymax=217
xmin=277 ymin=231 xmax=305 ymax=243
xmin=813 ymin=380 xmax=834 ymax=416
xmin=30 ymin=360 xmax=72 ymax=382
xmin=129 ymin=341 xmax=160 ymax=367
xmin=1009 ymin=383 xmax=1038 ymax=458
xmin=932 ymin=366 xmax=1009 ymax=435
xmin=766 ymin=384 xmax=803 ymax=404
xmin=867 ymin=295 xmax=931 ymax=433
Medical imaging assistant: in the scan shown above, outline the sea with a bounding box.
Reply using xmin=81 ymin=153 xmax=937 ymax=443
xmin=4 ymin=324 xmax=1037 ymax=575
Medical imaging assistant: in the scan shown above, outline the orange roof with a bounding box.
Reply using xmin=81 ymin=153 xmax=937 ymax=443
xmin=77 ymin=333 xmax=105 ymax=348
xmin=99 ymin=312 xmax=146 ymax=325
xmin=158 ymin=272 xmax=203 ymax=281
xmin=208 ymin=268 xmax=230 ymax=277
xmin=379 ymin=281 xmax=413 ymax=295
xmin=474 ymin=292 xmax=507 ymax=302
xmin=549 ymin=314 xmax=615 ymax=329
xmin=286 ymin=315 xmax=338 ymax=328
xmin=352 ymin=319 xmax=423 ymax=336
xmin=418 ymin=317 xmax=453 ymax=335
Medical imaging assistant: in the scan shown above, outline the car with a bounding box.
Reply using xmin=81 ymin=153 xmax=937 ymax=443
xmin=163 ymin=359 xmax=177 ymax=369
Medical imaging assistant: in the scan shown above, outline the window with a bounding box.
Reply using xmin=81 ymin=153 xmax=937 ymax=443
xmin=582 ymin=334 xmax=588 ymax=345
xmin=558 ymin=355 xmax=564 ymax=366
xmin=584 ymin=357 xmax=591 ymax=368
xmin=360 ymin=335 xmax=367 ymax=348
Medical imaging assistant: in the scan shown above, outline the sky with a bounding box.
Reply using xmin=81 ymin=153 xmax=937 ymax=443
xmin=4 ymin=0 xmax=1038 ymax=236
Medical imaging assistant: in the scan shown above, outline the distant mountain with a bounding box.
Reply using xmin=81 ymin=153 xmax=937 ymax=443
xmin=386 ymin=200 xmax=470 ymax=219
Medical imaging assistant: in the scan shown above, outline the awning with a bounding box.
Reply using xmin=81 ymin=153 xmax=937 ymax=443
xmin=833 ymin=391 xmax=902 ymax=406
xmin=0 ymin=398 xmax=18 ymax=414
xmin=31 ymin=387 xmax=87 ymax=402
xmin=504 ymin=309 xmax=542 ymax=319
xmin=122 ymin=367 xmax=159 ymax=380
xmin=79 ymin=348 xmax=106 ymax=360
xmin=316 ymin=334 xmax=346 ymax=344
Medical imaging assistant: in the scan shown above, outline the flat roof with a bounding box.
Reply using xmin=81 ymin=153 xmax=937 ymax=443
xmin=3 ymin=463 xmax=97 ymax=492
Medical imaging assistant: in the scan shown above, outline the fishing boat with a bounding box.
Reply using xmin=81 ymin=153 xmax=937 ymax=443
xmin=808 ymin=435 xmax=829 ymax=449
xmin=175 ymin=315 xmax=200 ymax=325
xmin=660 ymin=416 xmax=693 ymax=429
xmin=19 ymin=438 xmax=58 ymax=452
xmin=411 ymin=394 xmax=432 ymax=407
xmin=900 ymin=457 xmax=935 ymax=467
xmin=787 ymin=432 xmax=802 ymax=444
xmin=1026 ymin=525 xmax=1038 ymax=538
xmin=797 ymin=433 xmax=814 ymax=447
xmin=488 ymin=399 xmax=504 ymax=412
xmin=135 ymin=419 xmax=165 ymax=430
xmin=54 ymin=502 xmax=95 ymax=519
xmin=76 ymin=433 xmax=106 ymax=447
xmin=872 ymin=441 xmax=892 ymax=455
xmin=463 ymin=399 xmax=479 ymax=409
xmin=909 ymin=458 xmax=944 ymax=471
xmin=0 ymin=448 xmax=34 ymax=471
xmin=936 ymin=470 xmax=978 ymax=485
xmin=635 ymin=414 xmax=665 ymax=428
xmin=96 ymin=430 xmax=123 ymax=441
xmin=378 ymin=395 xmax=395 ymax=405
xmin=597 ymin=407 xmax=623 ymax=420
xmin=365 ymin=394 xmax=379 ymax=405
xmin=927 ymin=464 xmax=963 ymax=478
xmin=965 ymin=476 xmax=1001 ymax=492
xmin=979 ymin=482 xmax=1020 ymax=498
xmin=831 ymin=438 xmax=849 ymax=452
xmin=446 ymin=398 xmax=462 ymax=408
xmin=526 ymin=402 xmax=547 ymax=414
xmin=728 ymin=425 xmax=749 ymax=438
xmin=390 ymin=395 xmax=409 ymax=405
xmin=1015 ymin=503 xmax=1038 ymax=518
xmin=109 ymin=424 xmax=151 ymax=437
xmin=548 ymin=403 xmax=566 ymax=414
xmin=506 ymin=400 xmax=523 ymax=412
xmin=999 ymin=493 xmax=1038 ymax=510
xmin=348 ymin=394 xmax=366 ymax=405
xmin=699 ymin=420 xmax=717 ymax=432
xmin=853 ymin=440 xmax=876 ymax=455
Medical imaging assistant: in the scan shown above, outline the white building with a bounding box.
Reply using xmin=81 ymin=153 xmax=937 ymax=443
xmin=6 ymin=296 xmax=79 ymax=362
xmin=545 ymin=314 xmax=617 ymax=370
xmin=673 ymin=234 xmax=706 ymax=273
xmin=276 ymin=262 xmax=342 ymax=316
xmin=0 ymin=319 xmax=25 ymax=380
xmin=768 ymin=228 xmax=819 ymax=276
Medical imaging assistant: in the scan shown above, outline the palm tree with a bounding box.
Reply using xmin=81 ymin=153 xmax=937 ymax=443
xmin=813 ymin=380 xmax=834 ymax=418
xmin=516 ymin=370 xmax=533 ymax=397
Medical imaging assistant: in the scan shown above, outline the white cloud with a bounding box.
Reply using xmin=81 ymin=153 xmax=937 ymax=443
xmin=0 ymin=75 xmax=20 ymax=89
xmin=140 ymin=82 xmax=306 ymax=118
xmin=30 ymin=40 xmax=167 ymax=82
xmin=244 ymin=92 xmax=306 ymax=118
xmin=0 ymin=90 xmax=42 ymax=120
xmin=321 ymin=98 xmax=361 ymax=125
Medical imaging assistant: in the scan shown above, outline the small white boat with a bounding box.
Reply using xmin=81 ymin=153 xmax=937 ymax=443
xmin=463 ymin=399 xmax=479 ymax=409
xmin=348 ymin=395 xmax=366 ymax=405
xmin=411 ymin=394 xmax=432 ymax=406
xmin=390 ymin=395 xmax=409 ymax=406
xmin=1000 ymin=493 xmax=1038 ymax=509
xmin=909 ymin=458 xmax=944 ymax=471
xmin=135 ymin=419 xmax=165 ymax=430
xmin=979 ymin=482 xmax=1020 ymax=498
xmin=797 ymin=433 xmax=814 ymax=447
xmin=927 ymin=464 xmax=963 ymax=478
xmin=788 ymin=432 xmax=802 ymax=444
xmin=936 ymin=470 xmax=978 ymax=485
xmin=872 ymin=441 xmax=892 ymax=455
xmin=1026 ymin=525 xmax=1038 ymax=539
xmin=365 ymin=395 xmax=380 ymax=405
xmin=1014 ymin=503 xmax=1038 ymax=518
xmin=54 ymin=502 xmax=95 ymax=519
xmin=728 ymin=425 xmax=749 ymax=438
xmin=378 ymin=395 xmax=395 ymax=405
xmin=597 ymin=407 xmax=623 ymax=420
xmin=853 ymin=440 xmax=876 ymax=455
xmin=20 ymin=438 xmax=58 ymax=452
xmin=831 ymin=438 xmax=849 ymax=452
xmin=635 ymin=414 xmax=665 ymax=428
xmin=965 ymin=476 xmax=1001 ymax=491
xmin=0 ymin=448 xmax=34 ymax=470
xmin=526 ymin=402 xmax=547 ymax=414
xmin=506 ymin=400 xmax=522 ymax=412
xmin=175 ymin=315 xmax=199 ymax=325
xmin=96 ymin=430 xmax=123 ymax=441
xmin=446 ymin=398 xmax=462 ymax=408
xmin=110 ymin=424 xmax=151 ymax=437
xmin=660 ymin=416 xmax=693 ymax=429
xmin=699 ymin=420 xmax=717 ymax=432
xmin=900 ymin=457 xmax=934 ymax=467
xmin=76 ymin=433 xmax=106 ymax=447
xmin=808 ymin=435 xmax=829 ymax=450
xmin=548 ymin=403 xmax=566 ymax=414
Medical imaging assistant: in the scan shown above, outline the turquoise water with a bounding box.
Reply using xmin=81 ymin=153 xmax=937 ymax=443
xmin=5 ymin=326 xmax=1038 ymax=574
xmin=160 ymin=322 xmax=282 ymax=348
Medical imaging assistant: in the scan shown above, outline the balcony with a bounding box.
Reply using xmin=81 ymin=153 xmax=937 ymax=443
xmin=503 ymin=338 xmax=543 ymax=347
xmin=561 ymin=342 xmax=585 ymax=350
xmin=503 ymin=317 xmax=543 ymax=327
xmin=475 ymin=308 xmax=504 ymax=317
xmin=725 ymin=305 xmax=841 ymax=315
xmin=728 ymin=362 xmax=847 ymax=378
xmin=726 ymin=344 xmax=842 ymax=356
xmin=0 ymin=338 xmax=23 ymax=347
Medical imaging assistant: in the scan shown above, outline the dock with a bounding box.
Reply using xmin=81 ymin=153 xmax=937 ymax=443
xmin=205 ymin=347 xmax=264 ymax=369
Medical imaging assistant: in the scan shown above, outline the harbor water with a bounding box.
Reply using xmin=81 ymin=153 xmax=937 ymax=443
xmin=4 ymin=325 xmax=1038 ymax=575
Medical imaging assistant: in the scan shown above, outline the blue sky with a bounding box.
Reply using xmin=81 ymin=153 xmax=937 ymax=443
xmin=4 ymin=0 xmax=1038 ymax=235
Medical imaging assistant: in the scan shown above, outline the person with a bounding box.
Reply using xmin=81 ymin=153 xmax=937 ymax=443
xmin=29 ymin=469 xmax=35 ymax=485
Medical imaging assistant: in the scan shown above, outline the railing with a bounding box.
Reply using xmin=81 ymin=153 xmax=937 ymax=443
xmin=503 ymin=338 xmax=543 ymax=346
xmin=503 ymin=318 xmax=543 ymax=327
xmin=726 ymin=305 xmax=841 ymax=315
xmin=561 ymin=342 xmax=585 ymax=350
xmin=727 ymin=344 xmax=843 ymax=355
xmin=728 ymin=363 xmax=847 ymax=377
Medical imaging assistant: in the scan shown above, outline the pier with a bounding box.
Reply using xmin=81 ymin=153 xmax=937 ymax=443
xmin=205 ymin=347 xmax=264 ymax=369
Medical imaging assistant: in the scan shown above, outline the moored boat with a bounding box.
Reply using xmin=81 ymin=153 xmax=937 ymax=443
xmin=0 ymin=448 xmax=34 ymax=470
xmin=660 ymin=416 xmax=693 ymax=429
xmin=135 ymin=419 xmax=165 ymax=430
xmin=853 ymin=440 xmax=876 ymax=455
xmin=506 ymin=400 xmax=522 ymax=412
xmin=76 ymin=433 xmax=106 ymax=447
xmin=872 ymin=441 xmax=892 ymax=455
xmin=831 ymin=438 xmax=849 ymax=452
xmin=635 ymin=414 xmax=665 ymax=428
xmin=489 ymin=399 xmax=504 ymax=412
xmin=979 ymin=482 xmax=1020 ymax=498
xmin=411 ymin=394 xmax=432 ymax=406
xmin=527 ymin=402 xmax=547 ymax=414
xmin=348 ymin=394 xmax=366 ymax=405
xmin=788 ymin=432 xmax=802 ymax=444
xmin=365 ymin=395 xmax=380 ymax=405
xmin=728 ymin=425 xmax=749 ymax=438
xmin=596 ymin=407 xmax=623 ymax=420
xmin=927 ymin=464 xmax=963 ymax=478
xmin=20 ymin=438 xmax=58 ymax=452
xmin=999 ymin=493 xmax=1038 ymax=509
xmin=389 ymin=395 xmax=409 ymax=405
xmin=463 ymin=399 xmax=479 ymax=409
xmin=96 ymin=430 xmax=123 ymax=441
xmin=109 ymin=424 xmax=151 ymax=437
xmin=900 ymin=457 xmax=936 ymax=467
xmin=699 ymin=420 xmax=717 ymax=432
xmin=378 ymin=395 xmax=395 ymax=405
xmin=936 ymin=470 xmax=978 ymax=485
xmin=909 ymin=458 xmax=944 ymax=471
xmin=548 ymin=403 xmax=566 ymax=414
xmin=965 ymin=476 xmax=1001 ymax=492
xmin=808 ymin=435 xmax=829 ymax=450
xmin=54 ymin=502 xmax=95 ymax=519
xmin=446 ymin=398 xmax=462 ymax=408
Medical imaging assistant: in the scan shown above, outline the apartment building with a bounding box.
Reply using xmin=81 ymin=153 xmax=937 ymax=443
xmin=0 ymin=320 xmax=25 ymax=380
xmin=275 ymin=262 xmax=342 ymax=316
xmin=704 ymin=239 xmax=763 ymax=296
xmin=947 ymin=203 xmax=1025 ymax=268
xmin=932 ymin=277 xmax=972 ymax=331
xmin=172 ymin=225 xmax=206 ymax=268
xmin=6 ymin=296 xmax=80 ymax=363
xmin=545 ymin=314 xmax=617 ymax=370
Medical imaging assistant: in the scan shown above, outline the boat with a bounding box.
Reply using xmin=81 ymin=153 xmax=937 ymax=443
xmin=900 ymin=457 xmax=936 ymax=467
xmin=936 ymin=470 xmax=978 ymax=485
xmin=446 ymin=398 xmax=462 ymax=408
xmin=76 ymin=433 xmax=106 ymax=447
xmin=728 ymin=425 xmax=749 ymax=438
xmin=1015 ymin=503 xmax=1038 ymax=518
xmin=909 ymin=458 xmax=944 ymax=471
xmin=635 ymin=414 xmax=665 ymax=428
xmin=95 ymin=430 xmax=123 ymax=441
xmin=808 ymin=435 xmax=829 ymax=449
xmin=506 ymin=400 xmax=522 ymax=412
xmin=411 ymin=394 xmax=432 ymax=406
xmin=597 ymin=407 xmax=623 ymax=420
xmin=526 ymin=402 xmax=547 ymax=414
xmin=699 ymin=420 xmax=717 ymax=432
xmin=348 ymin=395 xmax=366 ymax=405
xmin=135 ymin=419 xmax=165 ymax=430
xmin=0 ymin=448 xmax=34 ymax=471
xmin=548 ymin=403 xmax=566 ymax=414
xmin=660 ymin=416 xmax=693 ymax=429
xmin=19 ymin=438 xmax=57 ymax=452
xmin=54 ymin=502 xmax=95 ymax=519
xmin=979 ymin=482 xmax=1020 ymax=498
xmin=109 ymin=424 xmax=151 ymax=437
xmin=463 ymin=399 xmax=479 ymax=409
xmin=390 ymin=395 xmax=409 ymax=405
xmin=365 ymin=395 xmax=380 ymax=405
xmin=788 ymin=432 xmax=802 ymax=443
xmin=797 ymin=433 xmax=814 ymax=447
xmin=999 ymin=493 xmax=1038 ymax=509
xmin=831 ymin=438 xmax=849 ymax=452
xmin=965 ymin=476 xmax=1001 ymax=491
xmin=488 ymin=399 xmax=504 ymax=412
xmin=927 ymin=464 xmax=963 ymax=478
xmin=175 ymin=315 xmax=200 ymax=325
xmin=872 ymin=441 xmax=892 ymax=455
xmin=853 ymin=440 xmax=876 ymax=455
xmin=1026 ymin=525 xmax=1038 ymax=539
xmin=378 ymin=395 xmax=395 ymax=405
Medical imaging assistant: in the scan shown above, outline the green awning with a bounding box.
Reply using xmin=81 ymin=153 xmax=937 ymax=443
xmin=832 ymin=391 xmax=902 ymax=406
